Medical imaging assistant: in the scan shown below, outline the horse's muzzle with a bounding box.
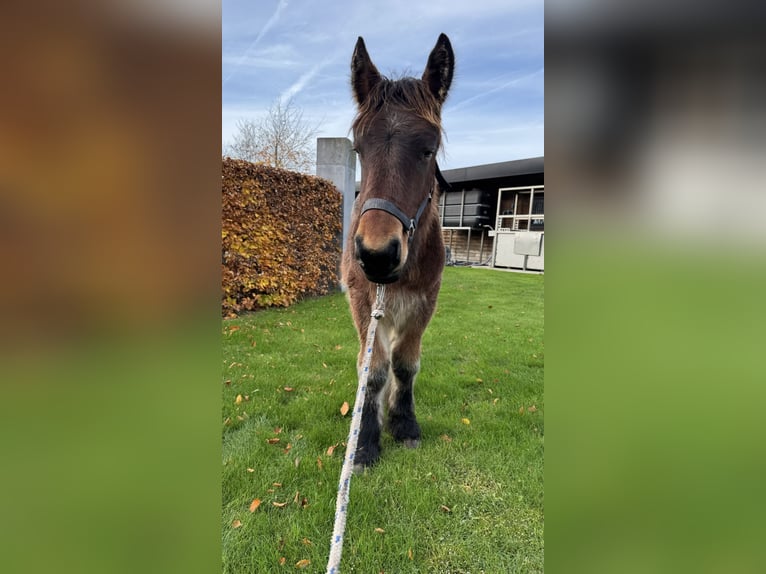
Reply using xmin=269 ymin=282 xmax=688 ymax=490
xmin=355 ymin=235 xmax=401 ymax=284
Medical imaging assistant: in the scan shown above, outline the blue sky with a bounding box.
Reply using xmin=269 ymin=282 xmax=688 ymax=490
xmin=222 ymin=0 xmax=543 ymax=171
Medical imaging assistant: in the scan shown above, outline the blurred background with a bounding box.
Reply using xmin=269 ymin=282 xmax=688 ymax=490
xmin=547 ymin=1 xmax=766 ymax=572
xmin=0 ymin=1 xmax=221 ymax=573
xmin=548 ymin=0 xmax=766 ymax=244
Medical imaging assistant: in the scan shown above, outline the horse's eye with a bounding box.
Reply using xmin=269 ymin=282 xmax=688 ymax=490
xmin=422 ymin=150 xmax=435 ymax=160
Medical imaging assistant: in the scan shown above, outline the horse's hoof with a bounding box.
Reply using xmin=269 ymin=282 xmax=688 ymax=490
xmin=403 ymin=438 xmax=420 ymax=449
xmin=352 ymin=463 xmax=368 ymax=475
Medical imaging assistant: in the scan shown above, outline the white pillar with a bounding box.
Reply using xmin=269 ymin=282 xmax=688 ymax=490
xmin=316 ymin=138 xmax=356 ymax=289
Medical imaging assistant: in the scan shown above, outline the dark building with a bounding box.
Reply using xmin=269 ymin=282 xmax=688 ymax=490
xmin=439 ymin=156 xmax=544 ymax=271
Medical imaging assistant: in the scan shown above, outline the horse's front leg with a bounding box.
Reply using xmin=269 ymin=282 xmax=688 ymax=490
xmin=353 ymin=321 xmax=390 ymax=473
xmin=387 ymin=330 xmax=423 ymax=449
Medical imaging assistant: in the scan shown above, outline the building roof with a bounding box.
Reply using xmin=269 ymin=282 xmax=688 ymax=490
xmin=440 ymin=156 xmax=544 ymax=184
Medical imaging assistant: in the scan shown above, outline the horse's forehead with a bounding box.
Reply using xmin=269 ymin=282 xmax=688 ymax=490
xmin=385 ymin=112 xmax=403 ymax=133
xmin=363 ymin=109 xmax=436 ymax=143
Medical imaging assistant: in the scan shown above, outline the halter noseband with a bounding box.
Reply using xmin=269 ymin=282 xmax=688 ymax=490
xmin=359 ymin=164 xmax=451 ymax=244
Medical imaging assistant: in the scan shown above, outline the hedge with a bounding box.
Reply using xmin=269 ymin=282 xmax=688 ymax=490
xmin=222 ymin=158 xmax=342 ymax=315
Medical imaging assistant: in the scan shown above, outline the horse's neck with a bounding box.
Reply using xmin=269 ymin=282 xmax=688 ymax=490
xmin=402 ymin=214 xmax=444 ymax=285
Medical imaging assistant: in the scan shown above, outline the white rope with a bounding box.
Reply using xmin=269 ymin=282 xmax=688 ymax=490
xmin=326 ymin=284 xmax=386 ymax=574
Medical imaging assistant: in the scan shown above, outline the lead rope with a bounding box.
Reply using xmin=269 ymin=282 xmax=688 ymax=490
xmin=326 ymin=284 xmax=386 ymax=574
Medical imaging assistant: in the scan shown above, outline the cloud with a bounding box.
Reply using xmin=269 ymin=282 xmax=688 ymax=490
xmin=222 ymin=43 xmax=301 ymax=70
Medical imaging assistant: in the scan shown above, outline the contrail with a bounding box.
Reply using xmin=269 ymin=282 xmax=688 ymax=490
xmin=223 ymin=0 xmax=289 ymax=86
xmin=279 ymin=58 xmax=332 ymax=105
xmin=449 ymin=67 xmax=543 ymax=111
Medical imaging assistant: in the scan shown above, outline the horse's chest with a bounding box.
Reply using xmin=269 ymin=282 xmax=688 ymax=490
xmin=383 ymin=290 xmax=427 ymax=334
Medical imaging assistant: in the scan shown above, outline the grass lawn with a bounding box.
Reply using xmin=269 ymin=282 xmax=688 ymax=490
xmin=222 ymin=266 xmax=544 ymax=573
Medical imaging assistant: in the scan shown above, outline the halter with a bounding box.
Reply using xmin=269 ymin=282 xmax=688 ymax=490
xmin=359 ymin=163 xmax=451 ymax=245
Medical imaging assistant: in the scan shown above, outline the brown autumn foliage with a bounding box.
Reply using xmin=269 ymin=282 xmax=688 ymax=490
xmin=222 ymin=158 xmax=342 ymax=315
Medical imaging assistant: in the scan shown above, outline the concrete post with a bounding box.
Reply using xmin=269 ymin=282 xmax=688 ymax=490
xmin=316 ymin=138 xmax=356 ymax=289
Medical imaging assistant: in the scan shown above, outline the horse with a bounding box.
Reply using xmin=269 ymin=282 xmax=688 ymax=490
xmin=341 ymin=33 xmax=454 ymax=472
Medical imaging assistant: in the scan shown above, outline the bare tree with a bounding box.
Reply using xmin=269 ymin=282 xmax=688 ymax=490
xmin=226 ymin=98 xmax=320 ymax=174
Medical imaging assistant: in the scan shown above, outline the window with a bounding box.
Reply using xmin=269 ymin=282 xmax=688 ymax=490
xmin=496 ymin=186 xmax=544 ymax=232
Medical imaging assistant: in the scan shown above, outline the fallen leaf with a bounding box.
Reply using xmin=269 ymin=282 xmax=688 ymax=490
xmin=527 ymin=405 xmax=538 ymax=413
xmin=374 ymin=528 xmax=385 ymax=534
xmin=267 ymin=438 xmax=280 ymax=444
xmin=283 ymin=443 xmax=292 ymax=453
xmin=251 ymin=340 xmax=257 ymax=347
xmin=235 ymin=394 xmax=243 ymax=405
xmin=301 ymin=497 xmax=309 ymax=508
xmin=408 ymin=548 xmax=413 ymax=560
xmin=340 ymin=401 xmax=350 ymax=416
xmin=293 ymin=491 xmax=300 ymax=504
xmin=493 ymin=398 xmax=500 ymax=405
xmin=440 ymin=505 xmax=452 ymax=513
xmin=246 ymin=468 xmax=254 ymax=473
xmin=231 ymin=519 xmax=242 ymax=528
xmin=228 ymin=326 xmax=240 ymax=333
xmin=284 ymin=387 xmax=294 ymax=392
xmin=223 ymin=417 xmax=231 ymax=426
xmin=295 ymin=559 xmax=311 ymax=569
xmin=273 ymin=501 xmax=287 ymax=508
xmin=224 ymin=379 xmax=231 ymax=386
xmin=322 ymin=362 xmax=328 ymax=368
xmin=476 ymin=378 xmax=483 ymax=383
xmin=279 ymin=557 xmax=286 ymax=566
xmin=316 ymin=456 xmax=323 ymax=470
xmin=334 ymin=345 xmax=343 ymax=350
xmin=461 ymin=418 xmax=471 ymax=425
xmin=249 ymin=499 xmax=261 ymax=512
xmin=274 ymin=427 xmax=283 ymax=434
xmin=301 ymin=538 xmax=312 ymax=546
xmin=326 ymin=445 xmax=336 ymax=456
xmin=273 ymin=482 xmax=282 ymax=487
xmin=519 ymin=406 xmax=525 ymax=414
xmin=440 ymin=434 xmax=453 ymax=442
xmin=294 ymin=458 xmax=301 ymax=468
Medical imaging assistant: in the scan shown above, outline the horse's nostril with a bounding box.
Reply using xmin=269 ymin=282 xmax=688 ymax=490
xmin=355 ymin=236 xmax=401 ymax=279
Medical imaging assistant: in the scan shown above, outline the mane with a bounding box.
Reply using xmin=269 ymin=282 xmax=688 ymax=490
xmin=352 ymin=77 xmax=443 ymax=138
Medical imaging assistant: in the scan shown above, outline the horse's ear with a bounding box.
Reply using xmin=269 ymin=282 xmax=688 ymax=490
xmin=422 ymin=33 xmax=454 ymax=105
xmin=351 ymin=37 xmax=382 ymax=106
